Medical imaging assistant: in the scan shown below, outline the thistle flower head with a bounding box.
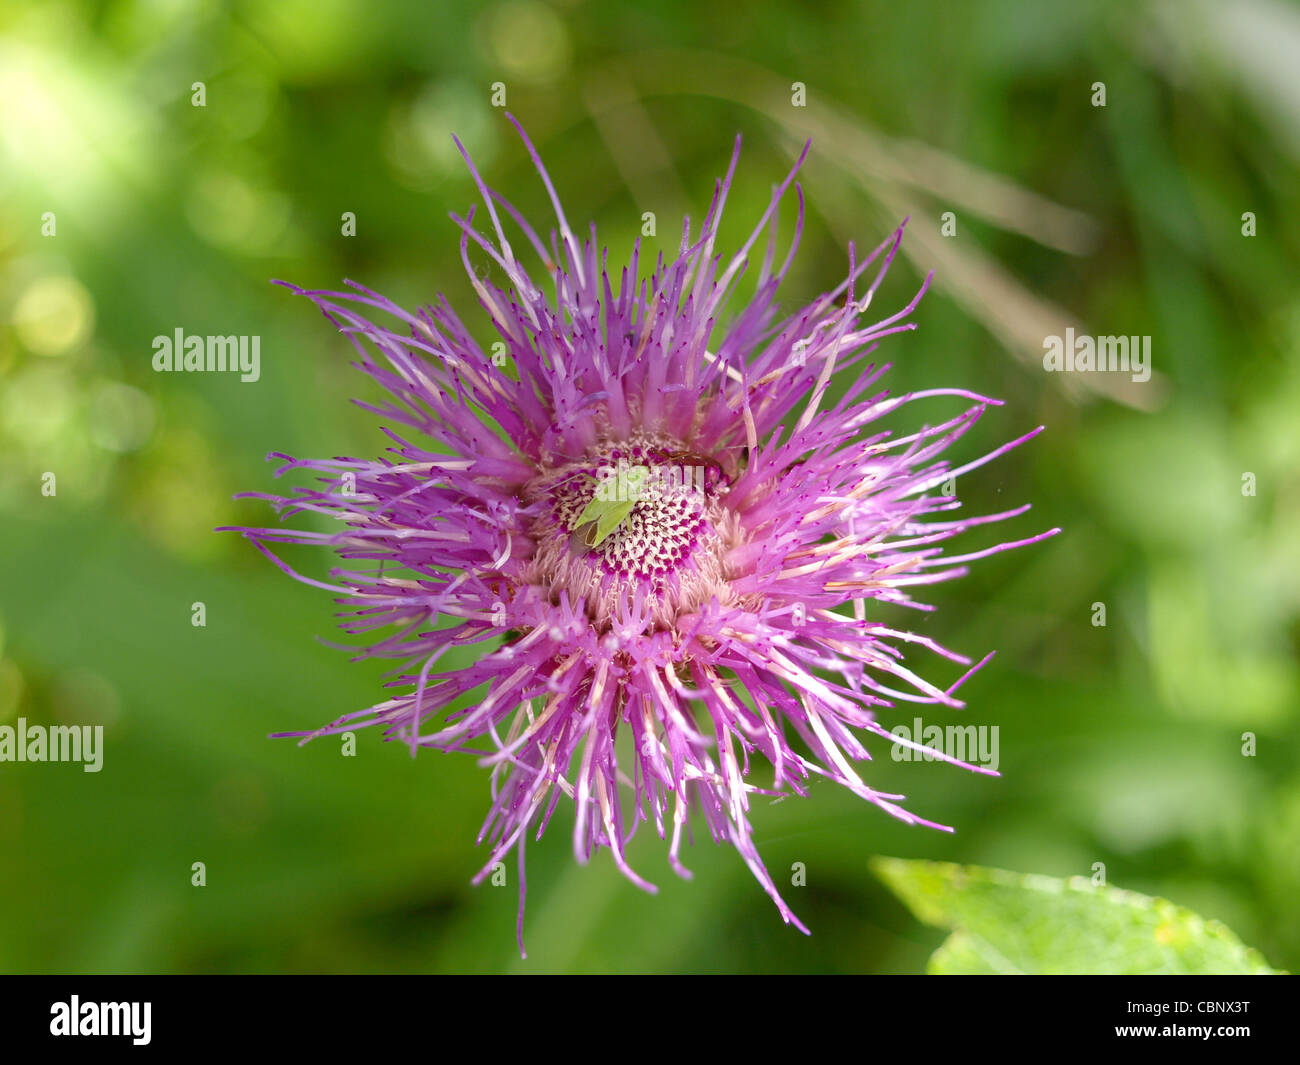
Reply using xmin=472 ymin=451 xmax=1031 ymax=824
xmin=228 ymin=116 xmax=1057 ymax=954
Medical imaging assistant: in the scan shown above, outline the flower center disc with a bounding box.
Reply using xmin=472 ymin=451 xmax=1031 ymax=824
xmin=524 ymin=438 xmax=739 ymax=627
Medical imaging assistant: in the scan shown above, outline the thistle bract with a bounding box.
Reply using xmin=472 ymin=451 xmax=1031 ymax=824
xmin=229 ymin=116 xmax=1057 ymax=954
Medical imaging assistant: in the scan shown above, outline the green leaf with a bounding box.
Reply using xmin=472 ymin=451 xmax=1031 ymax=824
xmin=926 ymin=929 xmax=1003 ymax=975
xmin=872 ymin=858 xmax=1284 ymax=975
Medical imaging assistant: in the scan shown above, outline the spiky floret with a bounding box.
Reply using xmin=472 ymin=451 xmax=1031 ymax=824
xmin=227 ymin=115 xmax=1057 ymax=953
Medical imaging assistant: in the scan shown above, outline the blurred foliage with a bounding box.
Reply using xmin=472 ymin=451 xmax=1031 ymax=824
xmin=874 ymin=858 xmax=1283 ymax=974
xmin=0 ymin=0 xmax=1297 ymax=973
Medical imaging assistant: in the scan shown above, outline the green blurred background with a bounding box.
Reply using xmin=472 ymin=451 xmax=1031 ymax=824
xmin=1 ymin=0 xmax=1298 ymax=973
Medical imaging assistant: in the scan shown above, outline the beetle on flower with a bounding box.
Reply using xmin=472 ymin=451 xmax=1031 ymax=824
xmin=226 ymin=116 xmax=1058 ymax=955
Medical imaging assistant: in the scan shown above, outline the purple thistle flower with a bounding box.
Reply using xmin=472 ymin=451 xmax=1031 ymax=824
xmin=226 ymin=116 xmax=1058 ymax=954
